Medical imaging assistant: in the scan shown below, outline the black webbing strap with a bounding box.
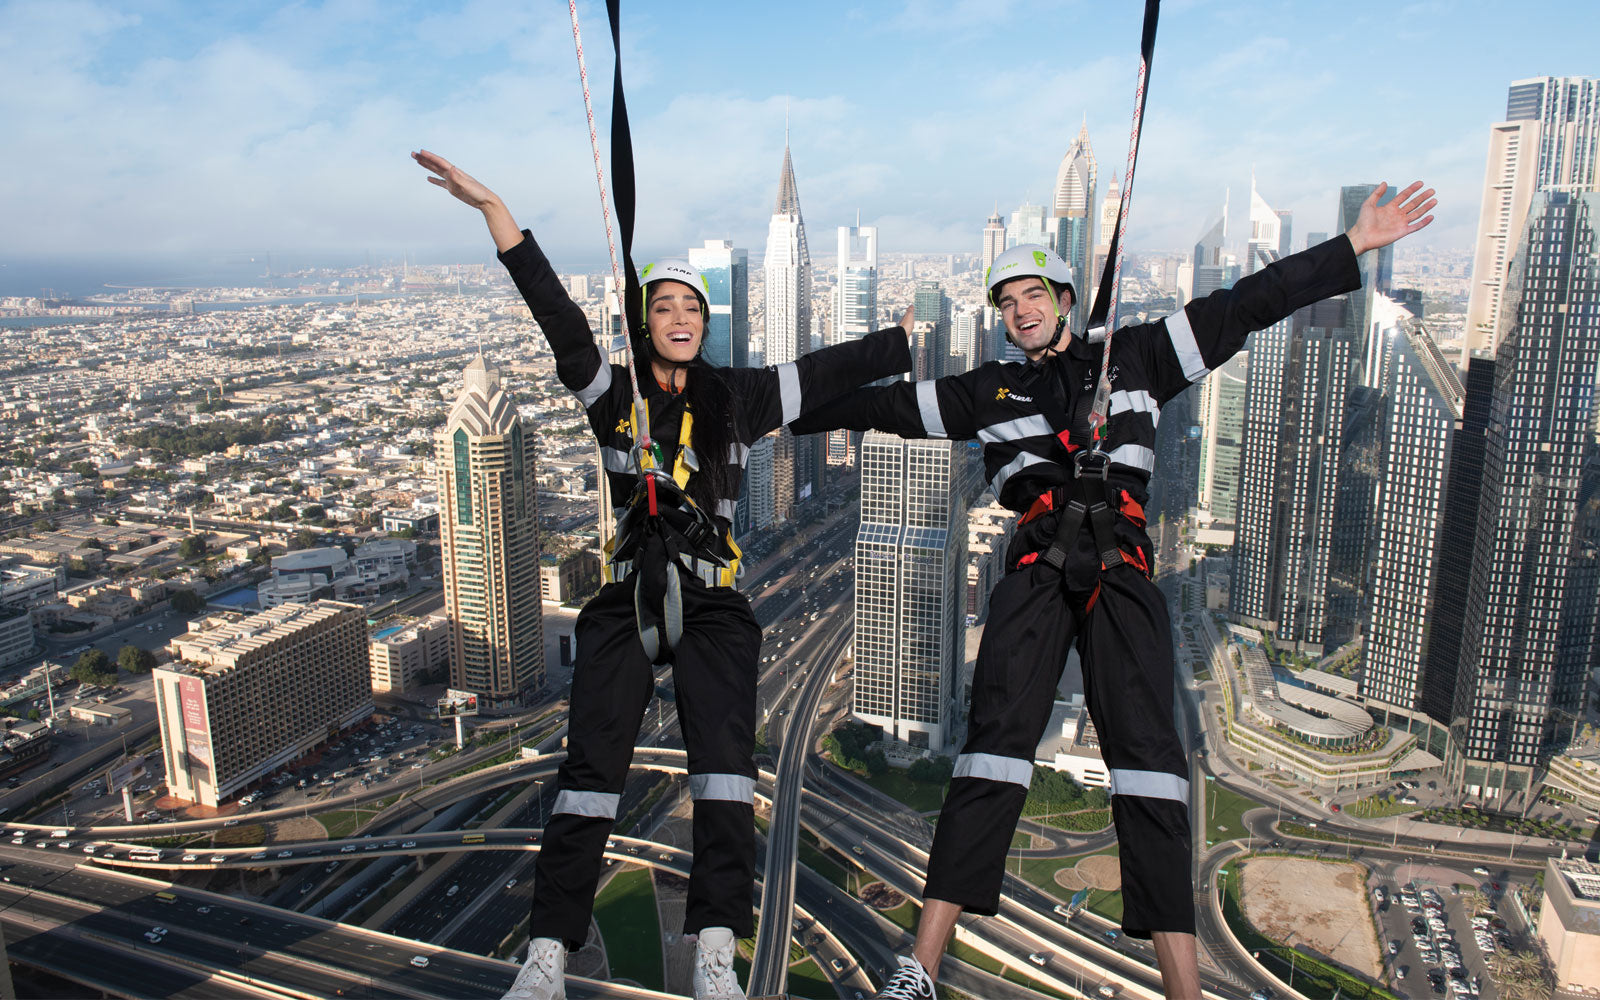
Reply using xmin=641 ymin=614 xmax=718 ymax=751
xmin=1027 ymin=369 xmax=1125 ymax=575
xmin=604 ymin=0 xmax=642 ymax=339
xmin=1084 ymin=0 xmax=1160 ymax=337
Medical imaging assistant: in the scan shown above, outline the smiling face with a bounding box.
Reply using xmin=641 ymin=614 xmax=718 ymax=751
xmin=646 ymin=280 xmax=705 ymax=365
xmin=995 ymin=276 xmax=1073 ymax=359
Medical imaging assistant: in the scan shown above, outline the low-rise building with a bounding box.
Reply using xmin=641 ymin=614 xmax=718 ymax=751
xmin=1538 ymin=857 xmax=1600 ymax=993
xmin=0 ymin=607 xmax=34 ymax=669
xmin=1035 ymin=695 xmax=1109 ymax=789
xmin=155 ymin=601 xmax=371 ymax=807
xmin=539 ymin=548 xmax=599 ymax=605
xmin=368 ymin=613 xmax=450 ymax=695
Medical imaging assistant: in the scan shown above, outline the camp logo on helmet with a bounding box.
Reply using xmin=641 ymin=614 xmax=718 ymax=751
xmin=1032 ymin=251 xmax=1048 ymax=267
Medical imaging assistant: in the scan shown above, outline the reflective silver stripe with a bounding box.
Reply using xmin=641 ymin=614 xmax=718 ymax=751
xmin=916 ymin=381 xmax=946 ymax=438
xmin=726 ymin=442 xmax=750 ymax=467
xmin=978 ymin=413 xmax=1055 ymax=444
xmin=1165 ymin=307 xmax=1209 ymax=382
xmin=1108 ymin=389 xmax=1159 ymax=423
xmin=1108 ymin=768 xmax=1189 ymax=804
xmin=1107 ymin=443 xmax=1155 ymax=472
xmin=715 ymin=499 xmax=737 ymax=521
xmin=777 ymin=363 xmax=802 ymax=424
xmin=990 ymin=450 xmax=1056 ymax=496
xmin=952 ymin=752 xmax=1033 ymax=787
xmin=552 ymin=789 xmax=620 ymax=818
xmin=574 ymin=352 xmax=613 ymax=408
xmin=601 ymin=447 xmax=634 ymax=474
xmin=689 ymin=773 xmax=755 ymax=803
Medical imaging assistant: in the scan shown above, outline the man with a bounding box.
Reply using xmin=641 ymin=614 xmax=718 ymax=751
xmin=792 ymin=182 xmax=1434 ymax=998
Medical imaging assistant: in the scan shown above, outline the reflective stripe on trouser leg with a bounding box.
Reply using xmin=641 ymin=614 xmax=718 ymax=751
xmin=529 ymin=580 xmax=654 ymax=951
xmin=924 ymin=564 xmax=1079 ymax=916
xmin=669 ymin=581 xmax=763 ymax=938
xmin=1080 ymin=564 xmax=1194 ymax=937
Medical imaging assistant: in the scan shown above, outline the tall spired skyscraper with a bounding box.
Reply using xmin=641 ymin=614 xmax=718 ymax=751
xmin=1192 ymin=193 xmax=1229 ymax=298
xmin=1466 ymin=76 xmax=1600 ymax=354
xmin=1448 ymin=190 xmax=1600 ymax=803
xmin=436 ymin=357 xmax=545 ymax=709
xmin=1244 ymin=174 xmax=1282 ymax=276
xmin=765 ymin=138 xmax=822 ymax=518
xmin=1052 ymin=119 xmax=1097 ymax=330
xmin=1092 ymin=172 xmax=1121 ymax=291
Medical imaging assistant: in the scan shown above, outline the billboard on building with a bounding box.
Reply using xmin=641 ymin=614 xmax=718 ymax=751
xmin=178 ymin=674 xmax=213 ymax=769
xmin=437 ymin=688 xmax=479 ymax=719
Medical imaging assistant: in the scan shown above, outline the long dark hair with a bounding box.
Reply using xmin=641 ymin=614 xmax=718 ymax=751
xmin=632 ymin=302 xmax=742 ymax=519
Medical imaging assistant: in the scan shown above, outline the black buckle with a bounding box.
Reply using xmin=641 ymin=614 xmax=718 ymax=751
xmin=1073 ymin=448 xmax=1111 ymax=481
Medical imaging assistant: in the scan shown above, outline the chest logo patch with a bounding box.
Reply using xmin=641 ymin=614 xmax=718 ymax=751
xmin=995 ymin=387 xmax=1034 ymax=403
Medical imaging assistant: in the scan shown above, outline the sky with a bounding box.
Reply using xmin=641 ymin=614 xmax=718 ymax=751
xmin=3 ymin=0 xmax=1597 ymax=273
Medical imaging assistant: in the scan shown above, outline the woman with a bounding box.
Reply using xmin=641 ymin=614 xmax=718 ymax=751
xmin=413 ymin=150 xmax=912 ymax=1000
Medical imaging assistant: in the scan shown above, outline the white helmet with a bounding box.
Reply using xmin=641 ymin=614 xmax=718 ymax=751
xmin=640 ymin=258 xmax=710 ymax=313
xmin=984 ymin=244 xmax=1076 ymax=310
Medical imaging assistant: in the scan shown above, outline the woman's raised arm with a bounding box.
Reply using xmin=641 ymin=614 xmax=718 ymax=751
xmin=412 ymin=149 xmax=524 ymax=253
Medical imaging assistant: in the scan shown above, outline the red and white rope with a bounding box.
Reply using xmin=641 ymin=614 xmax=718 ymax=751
xmin=569 ymin=0 xmax=651 ymax=448
xmin=1088 ymin=53 xmax=1150 ymax=442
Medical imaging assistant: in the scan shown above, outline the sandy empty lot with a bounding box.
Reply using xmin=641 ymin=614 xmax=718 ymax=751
xmin=1238 ymin=856 xmax=1381 ymax=978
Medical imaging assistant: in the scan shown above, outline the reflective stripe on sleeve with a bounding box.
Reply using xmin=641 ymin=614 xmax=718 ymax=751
xmin=952 ymin=752 xmax=1033 ymax=787
xmin=777 ymin=363 xmax=802 ymax=424
xmin=715 ymin=499 xmax=737 ymax=521
xmin=1106 ymin=443 xmax=1155 ymax=472
xmin=990 ymin=450 xmax=1056 ymax=497
xmin=552 ymin=789 xmax=620 ymax=819
xmin=574 ymin=352 xmax=613 ymax=407
xmin=726 ymin=442 xmax=751 ymax=467
xmin=1108 ymin=768 xmax=1189 ymax=804
xmin=978 ymin=413 xmax=1055 ymax=444
xmin=916 ymin=381 xmax=946 ymax=439
xmin=601 ymin=447 xmax=634 ymax=474
xmin=1108 ymin=389 xmax=1159 ymax=425
xmin=689 ymin=773 xmax=755 ymax=803
xmin=1165 ymin=308 xmax=1210 ymax=382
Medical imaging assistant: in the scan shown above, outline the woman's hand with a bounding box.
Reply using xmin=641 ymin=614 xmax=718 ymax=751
xmin=412 ymin=149 xmax=523 ymax=253
xmin=898 ymin=304 xmax=916 ymax=350
xmin=413 ymin=149 xmax=502 ymax=210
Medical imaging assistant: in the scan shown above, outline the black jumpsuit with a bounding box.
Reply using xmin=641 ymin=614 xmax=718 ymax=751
xmin=498 ymin=232 xmax=912 ymax=949
xmin=792 ymin=235 xmax=1362 ymax=936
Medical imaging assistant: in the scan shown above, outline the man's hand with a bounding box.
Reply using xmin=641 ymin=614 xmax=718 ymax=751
xmin=1346 ymin=181 xmax=1436 ymax=256
xmin=898 ymin=305 xmax=916 ymax=350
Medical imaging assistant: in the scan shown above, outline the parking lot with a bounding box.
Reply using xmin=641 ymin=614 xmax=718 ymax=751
xmin=1371 ymin=870 xmax=1516 ymax=998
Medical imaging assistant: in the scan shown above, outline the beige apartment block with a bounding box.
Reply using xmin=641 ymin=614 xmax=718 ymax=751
xmin=155 ymin=600 xmax=372 ymax=807
xmin=368 ymin=613 xmax=450 ymax=695
xmin=1537 ymin=857 xmax=1600 ymax=993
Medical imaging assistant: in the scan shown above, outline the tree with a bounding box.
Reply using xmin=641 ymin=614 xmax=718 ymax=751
xmin=118 ymin=645 xmax=156 ymax=674
xmin=908 ymin=755 xmax=954 ymax=785
xmin=865 ymin=748 xmax=889 ymax=776
xmin=178 ymin=535 xmax=207 ymax=560
xmin=70 ymin=461 xmax=97 ymax=478
xmin=74 ymin=648 xmax=111 ymax=675
xmin=267 ymin=502 xmax=296 ymax=521
xmin=291 ymin=529 xmax=318 ymax=551
xmin=169 ymin=589 xmax=205 ymax=614
xmin=26 ymin=708 xmax=39 ymax=722
xmin=299 ymin=504 xmax=326 ymax=522
xmin=102 ymin=516 xmax=119 ymax=526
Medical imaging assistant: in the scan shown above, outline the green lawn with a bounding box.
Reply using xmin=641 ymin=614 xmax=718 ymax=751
xmin=1012 ymin=843 xmax=1124 ymax=923
xmin=787 ymin=957 xmax=835 ymax=1000
xmin=592 ymin=866 xmax=662 ymax=991
xmin=854 ymin=769 xmax=949 ymax=813
xmin=1204 ymin=780 xmax=1262 ymax=845
xmin=797 ymin=830 xmax=854 ymax=892
xmin=317 ymin=807 xmax=380 ymax=840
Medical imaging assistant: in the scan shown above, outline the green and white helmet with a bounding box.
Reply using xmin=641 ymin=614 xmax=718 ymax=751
xmin=984 ymin=244 xmax=1076 ymax=309
xmin=640 ymin=258 xmax=710 ymax=313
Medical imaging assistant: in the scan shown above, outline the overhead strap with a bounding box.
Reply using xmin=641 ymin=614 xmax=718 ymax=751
xmin=569 ymin=0 xmax=649 ymax=449
xmin=1084 ymin=0 xmax=1161 ymax=446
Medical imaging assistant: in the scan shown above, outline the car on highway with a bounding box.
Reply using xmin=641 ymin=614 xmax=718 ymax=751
xmin=401 ymin=840 xmax=416 ymax=848
xmin=410 ymin=956 xmax=430 ymax=968
xmin=505 ymin=878 xmax=518 ymax=889
xmin=1028 ymin=951 xmax=1051 ymax=966
xmin=276 ymin=850 xmax=293 ymax=858
xmin=181 ymin=853 xmax=197 ymax=862
xmin=209 ymin=854 xmax=227 ymax=863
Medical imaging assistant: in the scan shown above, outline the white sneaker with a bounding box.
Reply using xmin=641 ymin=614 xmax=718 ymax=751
xmin=692 ymin=926 xmax=745 ymax=1000
xmin=504 ymin=937 xmax=565 ymax=1000
xmin=875 ymin=954 xmax=934 ymax=1000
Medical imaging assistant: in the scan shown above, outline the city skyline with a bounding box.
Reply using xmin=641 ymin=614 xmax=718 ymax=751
xmin=3 ymin=1 xmax=1595 ymax=269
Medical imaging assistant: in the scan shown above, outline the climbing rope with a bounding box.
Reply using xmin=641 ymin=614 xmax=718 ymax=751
xmin=1086 ymin=0 xmax=1161 ymax=447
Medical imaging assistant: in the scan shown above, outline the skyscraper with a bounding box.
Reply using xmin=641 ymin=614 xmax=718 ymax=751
xmin=1448 ymin=190 xmax=1600 ymax=803
xmin=981 ymin=207 xmax=1007 ymax=346
xmin=1339 ymin=183 xmax=1396 ymax=387
xmin=853 ymin=432 xmax=969 ymax=751
xmin=1193 ymin=352 xmax=1248 ymax=525
xmin=1276 ymin=210 xmax=1294 ymax=258
xmin=1007 ymin=201 xmax=1050 ymax=249
xmin=835 ymin=220 xmax=879 ymax=345
xmin=437 ymin=357 xmax=546 ymax=708
xmin=1244 ymin=174 xmax=1282 ymax=276
xmin=1229 ymin=299 xmax=1352 ymax=652
xmin=687 ymin=239 xmax=748 ymax=369
xmin=1466 ymin=76 xmax=1600 ymax=354
xmin=765 ymin=140 xmax=821 ymax=519
xmin=1052 ymin=119 xmax=1097 ymax=331
xmin=1360 ymin=304 xmax=1462 ymax=754
xmin=912 ymin=280 xmax=952 ymax=380
xmin=950 ymin=304 xmax=981 ymax=374
xmin=1192 ymin=193 xmax=1229 ymax=298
